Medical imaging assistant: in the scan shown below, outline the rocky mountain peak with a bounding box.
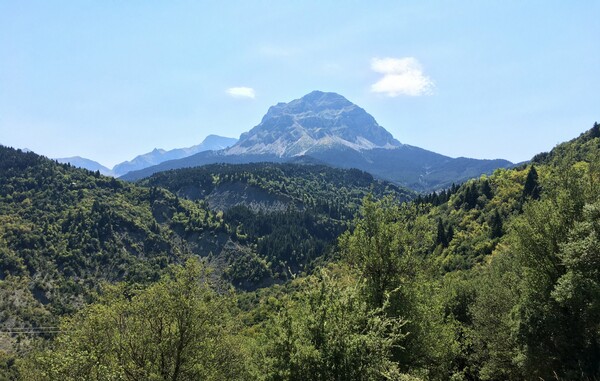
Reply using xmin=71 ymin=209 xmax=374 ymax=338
xmin=262 ymin=91 xmax=355 ymax=121
xmin=228 ymin=91 xmax=401 ymax=157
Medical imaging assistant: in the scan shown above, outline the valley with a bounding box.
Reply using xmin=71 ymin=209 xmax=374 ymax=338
xmin=2 ymin=2 xmax=597 ymax=379
xmin=1 ymin=122 xmax=600 ymax=379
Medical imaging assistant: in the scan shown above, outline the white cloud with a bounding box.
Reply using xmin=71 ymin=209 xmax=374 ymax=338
xmin=226 ymin=87 xmax=256 ymax=99
xmin=370 ymin=57 xmax=434 ymax=97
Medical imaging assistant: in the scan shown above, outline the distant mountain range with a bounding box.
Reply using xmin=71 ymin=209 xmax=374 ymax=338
xmin=55 ymin=156 xmax=112 ymax=176
xmin=111 ymin=135 xmax=238 ymax=176
xmin=56 ymin=135 xmax=238 ymax=177
xmin=121 ymin=91 xmax=513 ymax=192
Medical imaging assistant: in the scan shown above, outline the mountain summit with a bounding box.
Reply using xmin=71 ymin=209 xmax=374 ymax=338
xmin=226 ymin=91 xmax=401 ymax=157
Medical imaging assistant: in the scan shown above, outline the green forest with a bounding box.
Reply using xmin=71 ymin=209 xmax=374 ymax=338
xmin=2 ymin=123 xmax=600 ymax=380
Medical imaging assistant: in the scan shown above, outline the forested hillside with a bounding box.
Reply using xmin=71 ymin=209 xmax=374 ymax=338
xmin=140 ymin=162 xmax=413 ymax=288
xmin=140 ymin=162 xmax=413 ymax=216
xmin=0 ymin=146 xmax=219 ymax=339
xmin=0 ymin=147 xmax=410 ymax=356
xmin=2 ymin=123 xmax=600 ymax=380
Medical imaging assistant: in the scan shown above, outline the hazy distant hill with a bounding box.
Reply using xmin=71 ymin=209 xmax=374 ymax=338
xmin=55 ymin=156 xmax=112 ymax=176
xmin=112 ymin=135 xmax=238 ymax=177
xmin=54 ymin=135 xmax=237 ymax=177
xmin=122 ymin=91 xmax=512 ymax=191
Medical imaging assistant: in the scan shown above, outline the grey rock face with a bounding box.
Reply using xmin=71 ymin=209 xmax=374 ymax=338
xmin=227 ymin=91 xmax=400 ymax=157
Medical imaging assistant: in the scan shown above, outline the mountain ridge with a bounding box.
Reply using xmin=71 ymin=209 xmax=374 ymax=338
xmin=54 ymin=135 xmax=238 ymax=176
xmin=112 ymin=134 xmax=238 ymax=176
xmin=55 ymin=156 xmax=112 ymax=176
xmin=120 ymin=91 xmax=513 ymax=192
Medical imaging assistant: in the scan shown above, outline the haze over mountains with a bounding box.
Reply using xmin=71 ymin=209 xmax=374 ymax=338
xmin=56 ymin=135 xmax=238 ymax=177
xmin=55 ymin=156 xmax=112 ymax=176
xmin=111 ymin=135 xmax=238 ymax=176
xmin=122 ymin=91 xmax=513 ymax=192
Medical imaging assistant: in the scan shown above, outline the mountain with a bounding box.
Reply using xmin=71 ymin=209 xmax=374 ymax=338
xmin=0 ymin=145 xmax=410 ymax=332
xmin=121 ymin=91 xmax=512 ymax=191
xmin=55 ymin=156 xmax=112 ymax=176
xmin=5 ymin=124 xmax=600 ymax=379
xmin=111 ymin=135 xmax=237 ymax=177
xmin=53 ymin=135 xmax=237 ymax=177
xmin=227 ymin=90 xmax=400 ymax=156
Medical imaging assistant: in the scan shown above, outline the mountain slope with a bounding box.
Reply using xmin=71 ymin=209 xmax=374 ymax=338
xmin=227 ymin=90 xmax=400 ymax=156
xmin=0 ymin=145 xmax=226 ymax=329
xmin=0 ymin=145 xmax=411 ymax=333
xmin=532 ymin=121 xmax=600 ymax=165
xmin=55 ymin=156 xmax=112 ymax=176
xmin=306 ymin=144 xmax=512 ymax=191
xmin=140 ymin=162 xmax=414 ymax=214
xmin=120 ymin=91 xmax=512 ymax=191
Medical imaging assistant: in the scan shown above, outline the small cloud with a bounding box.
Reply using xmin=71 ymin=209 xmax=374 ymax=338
xmin=226 ymin=87 xmax=256 ymax=99
xmin=370 ymin=57 xmax=434 ymax=97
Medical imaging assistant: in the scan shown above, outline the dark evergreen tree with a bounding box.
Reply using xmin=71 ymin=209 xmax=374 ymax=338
xmin=458 ymin=183 xmax=479 ymax=210
xmin=436 ymin=218 xmax=448 ymax=247
xmin=446 ymin=225 xmax=454 ymax=244
xmin=480 ymin=179 xmax=493 ymax=199
xmin=490 ymin=210 xmax=503 ymax=239
xmin=590 ymin=121 xmax=600 ymax=139
xmin=522 ymin=165 xmax=541 ymax=200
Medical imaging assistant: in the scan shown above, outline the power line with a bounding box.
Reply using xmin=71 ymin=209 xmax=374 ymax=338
xmin=0 ymin=327 xmax=66 ymax=334
xmin=0 ymin=327 xmax=61 ymax=330
xmin=0 ymin=331 xmax=65 ymax=335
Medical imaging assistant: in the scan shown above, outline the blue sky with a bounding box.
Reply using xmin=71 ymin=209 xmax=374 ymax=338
xmin=1 ymin=1 xmax=598 ymax=167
